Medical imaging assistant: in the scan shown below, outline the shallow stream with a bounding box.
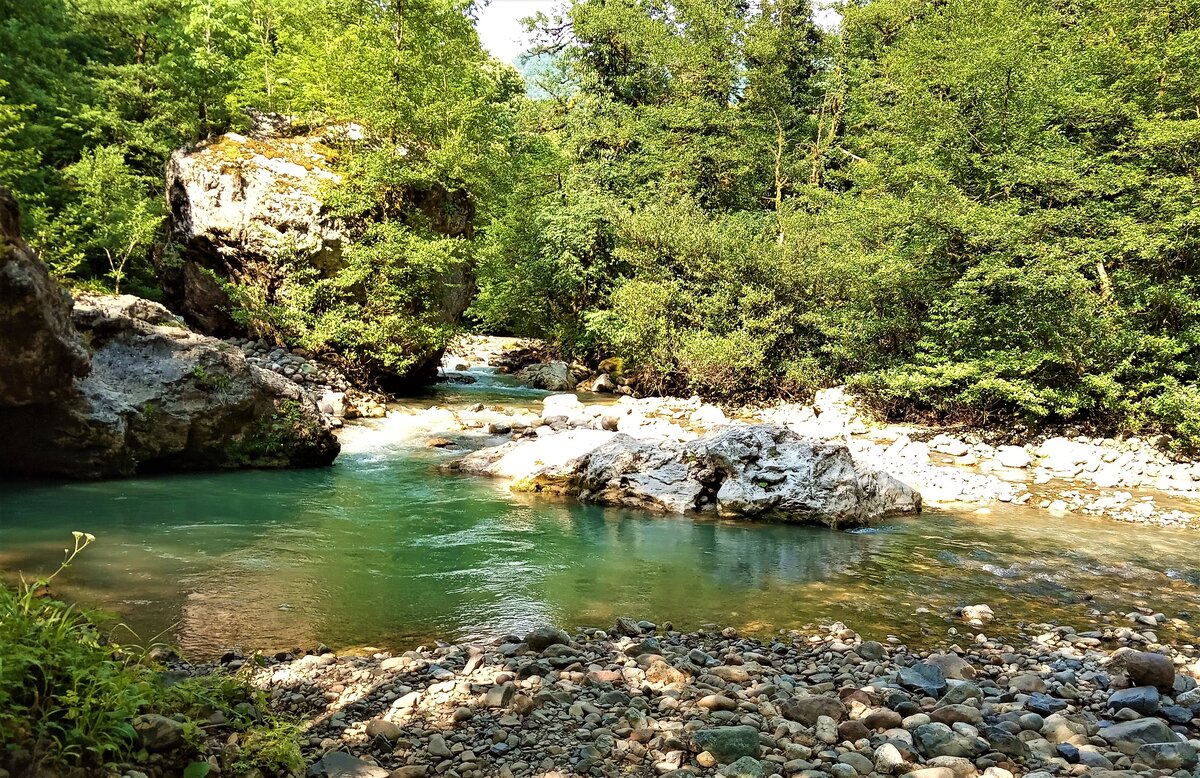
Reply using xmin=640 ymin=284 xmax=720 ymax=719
xmin=2 ymin=371 xmax=1197 ymax=657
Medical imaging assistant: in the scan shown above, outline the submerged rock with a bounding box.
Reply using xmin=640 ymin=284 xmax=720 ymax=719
xmin=450 ymin=423 xmax=920 ymax=527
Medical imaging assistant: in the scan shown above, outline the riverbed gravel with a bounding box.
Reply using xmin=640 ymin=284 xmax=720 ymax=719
xmin=239 ymin=619 xmax=1200 ymax=778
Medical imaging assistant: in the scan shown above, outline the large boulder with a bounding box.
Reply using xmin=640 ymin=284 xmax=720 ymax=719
xmin=451 ymin=424 xmax=920 ymax=528
xmin=515 ymin=361 xmax=581 ymax=391
xmin=163 ymin=127 xmax=474 ymax=386
xmin=0 ymin=293 xmax=340 ymax=478
xmin=0 ymin=187 xmax=90 ymax=406
xmin=162 ymin=130 xmax=344 ymax=336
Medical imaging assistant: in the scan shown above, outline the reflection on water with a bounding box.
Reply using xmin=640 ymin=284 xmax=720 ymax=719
xmin=2 ymin=405 xmax=1199 ymax=658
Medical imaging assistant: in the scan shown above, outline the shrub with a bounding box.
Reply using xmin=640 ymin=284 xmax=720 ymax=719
xmin=0 ymin=533 xmax=305 ymax=775
xmin=0 ymin=533 xmax=151 ymax=769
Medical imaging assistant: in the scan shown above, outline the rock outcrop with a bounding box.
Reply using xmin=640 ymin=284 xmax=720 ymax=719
xmin=450 ymin=424 xmax=920 ymax=528
xmin=0 ymin=294 xmax=340 ymax=477
xmin=0 ymin=188 xmax=90 ymax=406
xmin=0 ymin=187 xmax=340 ymax=478
xmin=163 ymin=127 xmax=476 ymax=386
xmin=163 ymin=131 xmax=344 ymax=335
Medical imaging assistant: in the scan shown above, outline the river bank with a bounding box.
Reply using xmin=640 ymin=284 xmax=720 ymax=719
xmin=172 ymin=617 xmax=1200 ymax=778
xmin=410 ymin=338 xmax=1200 ymax=530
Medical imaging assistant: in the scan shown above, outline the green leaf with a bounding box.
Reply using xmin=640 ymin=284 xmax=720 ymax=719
xmin=184 ymin=761 xmax=211 ymax=778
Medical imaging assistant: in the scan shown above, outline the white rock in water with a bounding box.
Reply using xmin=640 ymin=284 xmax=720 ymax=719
xmin=1037 ymin=436 xmax=1100 ymax=470
xmin=449 ymin=423 xmax=920 ymax=528
xmin=541 ymin=393 xmax=584 ymax=418
xmin=690 ymin=405 xmax=727 ymax=427
xmin=994 ymin=445 xmax=1031 ymax=468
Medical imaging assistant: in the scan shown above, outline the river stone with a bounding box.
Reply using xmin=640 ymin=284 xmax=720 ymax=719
xmin=1039 ymin=713 xmax=1087 ymax=744
xmin=1008 ymin=673 xmax=1046 ymax=693
xmin=515 ymin=361 xmax=579 ymax=391
xmin=995 ymin=446 xmax=1031 ymax=468
xmin=929 ymin=704 xmax=982 ymax=726
xmin=1123 ymin=650 xmax=1176 ymax=691
xmin=1097 ymin=718 xmax=1179 ymax=754
xmin=628 ymin=637 xmax=663 ymax=656
xmin=1134 ymin=741 xmax=1198 ymax=770
xmin=912 ymin=723 xmax=985 ymax=759
xmin=839 ymin=752 xmax=874 ymax=775
xmin=364 ymin=718 xmax=402 ymax=741
xmin=926 ymin=654 xmax=975 ymax=681
xmin=719 ymin=756 xmax=763 ymax=778
xmin=898 ymin=662 xmax=948 ymax=696
xmin=644 ymin=659 xmax=689 ymax=691
xmin=979 ymin=726 xmax=1030 ymax=759
xmin=1108 ymin=685 xmax=1160 ymax=715
xmin=306 ymin=751 xmax=389 ymax=778
xmin=693 ymin=725 xmax=761 ymax=763
xmin=712 ymin=665 xmax=751 ymax=684
xmin=782 ymin=695 xmax=848 ymax=724
xmin=700 ymin=694 xmax=739 ymax=712
xmin=524 ymin=626 xmax=570 ymax=652
xmin=485 ymin=683 xmax=515 ymax=707
xmin=874 ymin=742 xmax=906 ymax=773
xmin=905 ymin=769 xmax=956 ymax=778
xmin=1178 ymin=686 xmax=1200 ymax=708
xmin=858 ymin=641 xmax=886 ymax=660
xmin=839 ymin=719 xmax=871 ymax=742
xmin=133 ymin=714 xmax=185 ymax=751
xmin=1025 ymin=693 xmax=1069 ymax=715
xmin=427 ymin=734 xmax=452 ymax=758
xmin=864 ymin=709 xmax=903 ymax=730
xmin=937 ymin=682 xmax=982 ymax=706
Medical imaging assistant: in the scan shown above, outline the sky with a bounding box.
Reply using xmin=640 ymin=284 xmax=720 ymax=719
xmin=475 ymin=0 xmax=550 ymax=64
xmin=474 ymin=0 xmax=842 ymax=65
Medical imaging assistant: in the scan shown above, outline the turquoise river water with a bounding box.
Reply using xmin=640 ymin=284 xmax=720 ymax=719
xmin=2 ymin=375 xmax=1198 ymax=658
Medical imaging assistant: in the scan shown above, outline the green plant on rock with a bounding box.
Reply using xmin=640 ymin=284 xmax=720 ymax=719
xmin=191 ymin=363 xmax=232 ymax=393
xmin=232 ymin=398 xmax=320 ymax=462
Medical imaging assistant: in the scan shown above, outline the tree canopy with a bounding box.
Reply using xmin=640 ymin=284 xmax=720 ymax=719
xmin=4 ymin=0 xmax=1200 ymax=447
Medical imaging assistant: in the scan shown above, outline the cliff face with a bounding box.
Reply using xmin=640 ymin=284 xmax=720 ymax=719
xmin=0 ymin=186 xmax=340 ymax=478
xmin=162 ymin=128 xmax=474 ymax=388
xmin=0 ymin=188 xmax=90 ymax=406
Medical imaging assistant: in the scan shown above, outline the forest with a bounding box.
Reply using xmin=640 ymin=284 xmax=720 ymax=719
xmin=3 ymin=0 xmax=1200 ymax=447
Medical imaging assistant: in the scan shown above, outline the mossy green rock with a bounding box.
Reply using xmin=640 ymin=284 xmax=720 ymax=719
xmin=693 ymin=725 xmax=761 ymax=763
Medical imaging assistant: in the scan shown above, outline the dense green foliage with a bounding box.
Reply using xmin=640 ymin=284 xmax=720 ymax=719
xmin=5 ymin=0 xmax=1200 ymax=444
xmin=0 ymin=533 xmax=303 ymax=774
xmin=474 ymin=0 xmax=1200 ymax=448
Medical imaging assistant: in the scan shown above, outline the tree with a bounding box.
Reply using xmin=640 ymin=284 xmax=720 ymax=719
xmin=47 ymin=145 xmax=162 ymax=291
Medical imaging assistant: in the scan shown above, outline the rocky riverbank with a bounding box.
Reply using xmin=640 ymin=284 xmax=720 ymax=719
xmin=0 ymin=186 xmax=340 ymax=478
xmin=418 ymin=340 xmax=1200 ymax=529
xmin=182 ymin=618 xmax=1200 ymax=778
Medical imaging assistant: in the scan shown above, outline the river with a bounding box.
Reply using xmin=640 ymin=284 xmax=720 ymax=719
xmin=2 ymin=370 xmax=1197 ymax=657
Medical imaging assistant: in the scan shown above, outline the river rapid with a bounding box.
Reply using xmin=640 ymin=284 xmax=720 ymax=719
xmin=1 ymin=369 xmax=1198 ymax=658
